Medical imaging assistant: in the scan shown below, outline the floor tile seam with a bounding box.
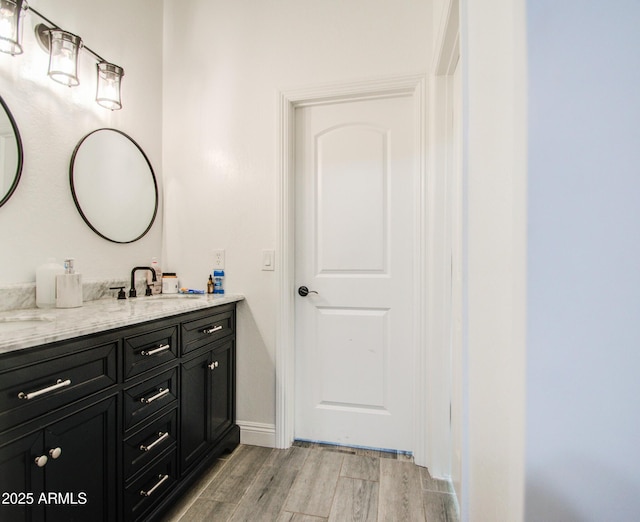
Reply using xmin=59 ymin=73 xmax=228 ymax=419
xmin=173 ymin=456 xmax=238 ymax=519
xmin=422 ymin=486 xmax=456 ymax=495
xmin=224 ymin=450 xmax=275 ymax=521
xmin=339 ymin=474 xmax=380 ymax=484
xmin=323 ymin=454 xmax=346 ymax=521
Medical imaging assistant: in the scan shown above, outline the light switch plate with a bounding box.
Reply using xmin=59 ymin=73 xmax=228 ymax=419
xmin=262 ymin=249 xmax=275 ymax=271
xmin=212 ymin=249 xmax=225 ymax=270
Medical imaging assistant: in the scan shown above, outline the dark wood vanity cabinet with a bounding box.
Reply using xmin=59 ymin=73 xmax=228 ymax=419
xmin=180 ymin=339 xmax=235 ymax=475
xmin=0 ymin=302 xmax=240 ymax=522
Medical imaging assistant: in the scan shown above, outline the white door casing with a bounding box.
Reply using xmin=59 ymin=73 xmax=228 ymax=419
xmin=294 ymin=95 xmax=417 ymax=451
xmin=275 ymin=75 xmax=429 ymax=464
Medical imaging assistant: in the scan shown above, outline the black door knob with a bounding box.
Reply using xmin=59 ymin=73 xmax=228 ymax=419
xmin=298 ymin=286 xmax=318 ymax=297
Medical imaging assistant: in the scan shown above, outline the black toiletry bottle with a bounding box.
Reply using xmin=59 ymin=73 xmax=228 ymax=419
xmin=207 ymin=275 xmax=214 ymax=294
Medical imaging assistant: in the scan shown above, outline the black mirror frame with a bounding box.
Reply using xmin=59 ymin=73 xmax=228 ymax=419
xmin=0 ymin=95 xmax=24 ymax=209
xmin=69 ymin=128 xmax=159 ymax=244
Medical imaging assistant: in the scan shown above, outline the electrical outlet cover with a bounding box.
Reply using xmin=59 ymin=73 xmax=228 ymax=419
xmin=213 ymin=249 xmax=225 ymax=270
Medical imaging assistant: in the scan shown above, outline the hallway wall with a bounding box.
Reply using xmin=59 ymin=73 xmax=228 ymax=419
xmin=526 ymin=2 xmax=640 ymax=519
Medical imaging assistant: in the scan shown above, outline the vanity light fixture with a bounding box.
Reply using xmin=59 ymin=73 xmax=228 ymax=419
xmin=0 ymin=2 xmax=125 ymax=110
xmin=47 ymin=29 xmax=82 ymax=86
xmin=0 ymin=0 xmax=26 ymax=55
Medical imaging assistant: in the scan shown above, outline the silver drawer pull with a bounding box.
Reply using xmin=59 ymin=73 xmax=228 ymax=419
xmin=139 ymin=474 xmax=169 ymax=497
xmin=203 ymin=325 xmax=223 ymax=334
xmin=140 ymin=431 xmax=169 ymax=452
xmin=141 ymin=343 xmax=171 ymax=356
xmin=18 ymin=379 xmax=72 ymax=400
xmin=208 ymin=361 xmax=219 ymax=370
xmin=140 ymin=387 xmax=170 ymax=404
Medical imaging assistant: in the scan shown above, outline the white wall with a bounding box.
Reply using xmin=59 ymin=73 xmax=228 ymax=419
xmin=0 ymin=0 xmax=163 ymax=284
xmin=162 ymin=0 xmax=432 ymax=438
xmin=525 ymin=2 xmax=640 ymax=520
xmin=462 ymin=0 xmax=527 ymax=519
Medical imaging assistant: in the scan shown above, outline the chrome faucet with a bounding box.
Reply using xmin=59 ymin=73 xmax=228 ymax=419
xmin=130 ymin=267 xmax=156 ymax=297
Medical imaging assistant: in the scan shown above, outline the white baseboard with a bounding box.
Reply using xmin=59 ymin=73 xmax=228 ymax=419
xmin=237 ymin=421 xmax=276 ymax=447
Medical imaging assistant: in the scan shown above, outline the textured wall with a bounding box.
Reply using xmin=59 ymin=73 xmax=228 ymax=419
xmin=0 ymin=0 xmax=163 ymax=284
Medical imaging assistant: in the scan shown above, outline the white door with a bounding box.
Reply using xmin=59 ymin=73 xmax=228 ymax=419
xmin=294 ymin=94 xmax=417 ymax=452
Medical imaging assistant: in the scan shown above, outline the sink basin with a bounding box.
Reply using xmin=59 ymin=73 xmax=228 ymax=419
xmin=142 ymin=294 xmax=204 ymax=300
xmin=0 ymin=315 xmax=54 ymax=332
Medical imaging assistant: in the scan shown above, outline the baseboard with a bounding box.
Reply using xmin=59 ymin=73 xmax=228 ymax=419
xmin=237 ymin=420 xmax=276 ymax=447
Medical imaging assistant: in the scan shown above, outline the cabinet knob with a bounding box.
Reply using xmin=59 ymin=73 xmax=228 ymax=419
xmin=208 ymin=361 xmax=219 ymax=370
xmin=34 ymin=455 xmax=48 ymax=467
xmin=49 ymin=447 xmax=62 ymax=459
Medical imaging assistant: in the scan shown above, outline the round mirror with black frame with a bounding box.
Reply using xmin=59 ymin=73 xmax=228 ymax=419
xmin=70 ymin=128 xmax=158 ymax=243
xmin=0 ymin=95 xmax=24 ymax=209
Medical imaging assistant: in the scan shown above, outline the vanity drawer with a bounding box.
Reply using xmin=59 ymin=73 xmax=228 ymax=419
xmin=0 ymin=338 xmax=118 ymax=430
xmin=123 ymin=367 xmax=178 ymax=432
xmin=124 ymin=325 xmax=178 ymax=379
xmin=124 ymin=448 xmax=177 ymax=522
xmin=182 ymin=307 xmax=235 ymax=355
xmin=123 ymin=408 xmax=177 ymax=480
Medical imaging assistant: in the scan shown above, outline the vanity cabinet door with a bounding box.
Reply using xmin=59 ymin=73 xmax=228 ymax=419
xmin=43 ymin=396 xmax=117 ymax=522
xmin=180 ymin=340 xmax=234 ymax=476
xmin=0 ymin=396 xmax=116 ymax=522
xmin=0 ymin=432 xmax=45 ymax=522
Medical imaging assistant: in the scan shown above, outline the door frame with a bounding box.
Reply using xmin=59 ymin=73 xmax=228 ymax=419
xmin=275 ymin=74 xmax=430 ymax=465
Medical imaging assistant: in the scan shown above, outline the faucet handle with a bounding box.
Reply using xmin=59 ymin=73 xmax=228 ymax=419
xmin=145 ymin=284 xmax=153 ymax=296
xmin=109 ymin=286 xmax=127 ymax=300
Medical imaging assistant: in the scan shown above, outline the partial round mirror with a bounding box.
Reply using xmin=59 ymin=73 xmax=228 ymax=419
xmin=70 ymin=128 xmax=158 ymax=243
xmin=0 ymin=95 xmax=23 ymax=209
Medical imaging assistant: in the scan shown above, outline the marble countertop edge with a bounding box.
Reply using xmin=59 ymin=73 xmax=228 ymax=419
xmin=0 ymin=294 xmax=245 ymax=355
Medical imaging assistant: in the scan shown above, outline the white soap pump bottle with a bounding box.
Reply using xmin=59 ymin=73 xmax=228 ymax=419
xmin=36 ymin=258 xmax=65 ymax=308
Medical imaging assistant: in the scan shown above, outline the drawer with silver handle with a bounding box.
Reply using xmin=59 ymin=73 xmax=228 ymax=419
xmin=124 ymin=449 xmax=177 ymax=521
xmin=123 ymin=409 xmax=177 ymax=480
xmin=0 ymin=336 xmax=117 ymax=429
xmin=123 ymin=368 xmax=178 ymax=431
xmin=124 ymin=325 xmax=178 ymax=379
xmin=182 ymin=306 xmax=235 ymax=355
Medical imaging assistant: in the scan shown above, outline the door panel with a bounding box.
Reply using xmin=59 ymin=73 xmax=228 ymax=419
xmin=317 ymin=125 xmax=387 ymax=273
xmin=295 ymin=95 xmax=416 ymax=452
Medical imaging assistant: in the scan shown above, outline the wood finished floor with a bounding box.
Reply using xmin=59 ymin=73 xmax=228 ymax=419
xmin=161 ymin=443 xmax=459 ymax=522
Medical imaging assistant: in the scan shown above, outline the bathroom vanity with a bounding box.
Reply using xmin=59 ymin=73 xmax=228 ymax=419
xmin=0 ymin=294 xmax=243 ymax=522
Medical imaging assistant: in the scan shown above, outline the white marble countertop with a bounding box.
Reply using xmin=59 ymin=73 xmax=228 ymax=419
xmin=0 ymin=293 xmax=244 ymax=354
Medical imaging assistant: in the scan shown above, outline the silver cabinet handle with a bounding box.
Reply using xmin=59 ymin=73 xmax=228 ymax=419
xmin=140 ymin=474 xmax=169 ymax=497
xmin=140 ymin=387 xmax=170 ymax=404
xmin=141 ymin=343 xmax=170 ymax=356
xmin=203 ymin=325 xmax=223 ymax=334
xmin=208 ymin=361 xmax=219 ymax=370
xmin=18 ymin=379 xmax=71 ymax=400
xmin=49 ymin=447 xmax=62 ymax=459
xmin=139 ymin=432 xmax=169 ymax=452
xmin=34 ymin=455 xmax=48 ymax=467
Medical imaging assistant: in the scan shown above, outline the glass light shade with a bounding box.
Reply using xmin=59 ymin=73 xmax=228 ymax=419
xmin=96 ymin=62 xmax=124 ymax=110
xmin=48 ymin=29 xmax=82 ymax=86
xmin=0 ymin=0 xmax=24 ymax=55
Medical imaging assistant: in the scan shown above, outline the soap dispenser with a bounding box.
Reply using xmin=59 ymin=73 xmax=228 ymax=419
xmin=36 ymin=258 xmax=65 ymax=308
xmin=56 ymin=258 xmax=83 ymax=308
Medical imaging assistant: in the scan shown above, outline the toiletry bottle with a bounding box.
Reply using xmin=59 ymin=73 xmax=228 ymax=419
xmin=36 ymin=258 xmax=65 ymax=308
xmin=162 ymin=273 xmax=179 ymax=294
xmin=148 ymin=257 xmax=162 ymax=294
xmin=56 ymin=257 xmax=83 ymax=308
xmin=213 ymin=270 xmax=225 ymax=295
xmin=207 ymin=275 xmax=214 ymax=294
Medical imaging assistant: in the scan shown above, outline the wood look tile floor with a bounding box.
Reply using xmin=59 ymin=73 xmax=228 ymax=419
xmin=161 ymin=443 xmax=459 ymax=522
